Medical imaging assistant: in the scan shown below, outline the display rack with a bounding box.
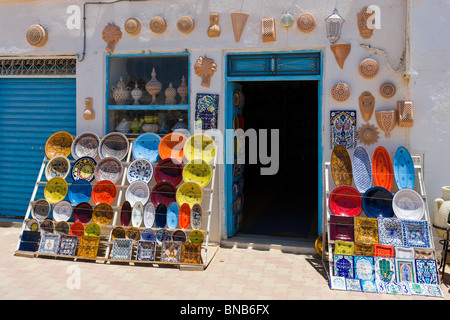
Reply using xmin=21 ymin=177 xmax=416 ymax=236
xmin=14 ymin=136 xmax=218 ymax=270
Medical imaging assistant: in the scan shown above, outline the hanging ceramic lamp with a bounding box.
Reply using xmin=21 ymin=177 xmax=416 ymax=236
xmin=281 ymin=13 xmax=294 ymax=29
xmin=397 ymin=100 xmax=414 ymax=127
xmin=325 ymin=8 xmax=345 ymax=44
xmin=231 ymin=12 xmax=249 ymax=42
xmin=330 ymin=43 xmax=351 ymax=69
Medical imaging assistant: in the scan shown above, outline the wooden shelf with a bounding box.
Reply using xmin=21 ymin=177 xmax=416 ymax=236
xmin=107 ymin=104 xmax=189 ymax=111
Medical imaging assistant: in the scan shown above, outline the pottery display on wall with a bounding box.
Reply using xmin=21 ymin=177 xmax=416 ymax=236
xmin=207 ymin=13 xmax=221 ymax=37
xmin=375 ymin=110 xmax=397 ymax=138
xmin=230 ymin=12 xmax=249 ymax=43
xmin=194 ymin=56 xmax=217 ymax=88
xmin=102 ymin=23 xmax=122 ymax=53
xmin=330 ymin=43 xmax=351 ymax=69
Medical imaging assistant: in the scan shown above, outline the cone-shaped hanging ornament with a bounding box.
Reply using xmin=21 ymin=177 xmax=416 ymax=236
xmin=330 ymin=43 xmax=351 ymax=69
xmin=231 ymin=12 xmax=249 ymax=43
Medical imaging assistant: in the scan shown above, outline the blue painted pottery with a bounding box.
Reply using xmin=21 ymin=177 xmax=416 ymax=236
xmin=155 ymin=203 xmax=167 ymax=228
xmin=68 ymin=179 xmax=92 ymax=204
xmin=393 ymin=146 xmax=415 ymax=190
xmin=132 ymin=132 xmax=161 ymax=163
xmin=352 ymin=145 xmax=372 ymax=193
xmin=362 ymin=186 xmax=394 ymax=218
xmin=166 ymin=202 xmax=179 ymax=229
xmin=140 ymin=228 xmax=156 ymax=241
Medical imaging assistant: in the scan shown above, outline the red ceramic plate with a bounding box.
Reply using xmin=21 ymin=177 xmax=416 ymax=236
xmin=329 ymin=186 xmax=362 ymax=216
xmin=120 ymin=201 xmax=132 ymax=226
xmin=179 ymin=202 xmax=191 ymax=230
xmin=158 ymin=132 xmax=187 ymax=164
xmin=69 ymin=221 xmax=85 ymax=237
xmin=73 ymin=202 xmax=92 ymax=223
xmin=91 ymin=180 xmax=117 ymax=205
xmin=373 ymin=243 xmax=395 ymax=257
xmin=372 ymin=146 xmax=394 ymax=191
xmin=154 ymin=158 xmax=183 ymax=186
xmin=151 ymin=181 xmax=177 ymax=207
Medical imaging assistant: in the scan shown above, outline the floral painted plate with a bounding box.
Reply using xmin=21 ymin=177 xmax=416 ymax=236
xmin=91 ymin=180 xmax=117 ymax=205
xmin=45 ymin=131 xmax=74 ymax=159
xmin=45 ymin=155 xmax=71 ymax=181
xmin=143 ymin=202 xmax=155 ymax=228
xmin=167 ymin=202 xmax=179 ymax=229
xmin=92 ymin=203 xmax=113 ymax=225
xmin=176 ymin=182 xmax=203 ymax=207
xmin=71 ymin=156 xmax=97 ymax=182
xmin=158 ymin=132 xmax=187 ymax=164
xmin=183 ymin=133 xmax=216 ymax=164
xmin=131 ymin=201 xmax=144 ymax=227
xmin=72 ymin=202 xmax=92 ymax=223
xmin=182 ymin=159 xmax=213 ymax=188
xmin=53 ymin=200 xmax=73 ymax=222
xmin=125 ymin=181 xmax=150 ymax=207
xmin=127 ymin=158 xmax=153 ymax=184
xmin=191 ymin=203 xmax=202 ymax=230
xmin=44 ymin=177 xmax=68 ymax=204
xmin=32 ymin=199 xmax=51 ymax=221
xmin=132 ymin=132 xmax=161 ymax=163
xmin=140 ymin=228 xmax=157 ymax=241
xmin=179 ymin=203 xmax=191 ymax=230
xmin=189 ymin=230 xmax=204 ymax=244
xmin=392 ymin=188 xmax=425 ymax=221
xmin=151 ymin=182 xmax=177 ymax=207
xmin=329 ymin=186 xmax=362 ymax=217
xmin=84 ymin=222 xmax=101 ymax=237
xmin=68 ymin=179 xmax=92 ymax=204
xmin=95 ymin=157 xmax=123 ymax=183
xmin=71 ymin=132 xmax=100 ymax=160
xmin=99 ymin=132 xmax=129 ymax=161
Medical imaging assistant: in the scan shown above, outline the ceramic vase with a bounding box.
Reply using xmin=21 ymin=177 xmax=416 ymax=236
xmin=131 ymin=82 xmax=143 ymax=105
xmin=177 ymin=76 xmax=188 ymax=104
xmin=434 ymin=186 xmax=450 ymax=239
xmin=165 ymin=82 xmax=177 ymax=105
xmin=111 ymin=76 xmax=130 ymax=105
xmin=145 ymin=67 xmax=162 ymax=105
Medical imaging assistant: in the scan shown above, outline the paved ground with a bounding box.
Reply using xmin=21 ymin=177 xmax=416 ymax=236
xmin=1 ymin=222 xmax=449 ymax=303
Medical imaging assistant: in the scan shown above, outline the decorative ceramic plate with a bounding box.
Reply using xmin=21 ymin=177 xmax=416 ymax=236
xmin=132 ymin=132 xmax=161 ymax=163
xmin=57 ymin=234 xmax=78 ymax=256
xmin=331 ymin=145 xmax=353 ymax=187
xmin=372 ymin=146 xmax=394 ymax=192
xmin=362 ymin=187 xmax=394 ymax=218
xmin=44 ymin=177 xmax=68 ymax=204
xmin=32 ymin=199 xmax=51 ymax=221
xmin=155 ymin=158 xmax=183 ymax=186
xmin=329 ymin=186 xmax=362 ymax=217
xmin=111 ymin=238 xmax=133 ymax=260
xmin=125 ymin=181 xmax=150 ymax=207
xmin=189 ymin=230 xmax=204 ymax=244
xmin=45 ymin=155 xmax=71 ymax=181
xmin=392 ymin=188 xmax=425 ymax=220
xmin=158 ymin=132 xmax=187 ymax=164
xmin=95 ymin=157 xmax=123 ymax=183
xmin=91 ymin=180 xmax=117 ymax=205
xmin=143 ymin=202 xmax=155 ymax=228
xmin=191 ymin=203 xmax=202 ymax=230
xmin=111 ymin=226 xmax=126 ymax=240
xmin=77 ymin=235 xmax=100 ymax=258
xmin=156 ymin=228 xmax=171 ymax=244
xmin=54 ymin=221 xmax=69 ymax=234
xmin=40 ymin=219 xmax=54 ymax=233
xmin=151 ymin=181 xmax=177 ymax=207
xmin=401 ymin=220 xmax=430 ymax=248
xmin=92 ymin=203 xmax=113 ymax=225
xmin=167 ymin=202 xmax=179 ymax=229
xmin=131 ymin=201 xmax=144 ymax=227
xmin=38 ymin=233 xmax=60 ymax=254
xmin=72 ymin=202 xmax=92 ymax=223
xmin=126 ymin=227 xmax=141 ymax=241
xmin=71 ymin=132 xmax=100 ymax=160
xmin=329 ymin=215 xmax=354 ymax=242
xmin=155 ymin=203 xmax=167 ymax=228
xmin=84 ymin=222 xmax=101 ymax=237
xmin=173 ymin=229 xmax=187 ymax=242
xmin=25 ymin=219 xmax=39 ymax=232
xmin=140 ymin=228 xmax=157 ymax=241
xmin=373 ymin=243 xmax=395 ymax=257
xmin=69 ymin=221 xmax=85 ymax=237
xmin=45 ymin=131 xmax=74 ymax=159
xmin=68 ymin=179 xmax=92 ymax=204
xmin=127 ymin=158 xmax=153 ymax=184
xmin=352 ymin=145 xmax=372 ymax=193
xmin=120 ymin=201 xmax=132 ymax=226
xmin=179 ymin=203 xmax=191 ymax=230
xmin=354 ymin=217 xmax=379 ymax=244
xmin=71 ymin=156 xmax=97 ymax=182
xmin=183 ymin=133 xmax=217 ymax=164
xmin=176 ymin=182 xmax=203 ymax=207
xmin=161 ymin=241 xmax=182 ymax=262
xmin=182 ymin=159 xmax=213 ymax=188
xmin=53 ymin=200 xmax=72 ymax=222
xmin=99 ymin=132 xmax=129 ymax=161
xmin=377 ymin=217 xmax=403 ymax=246
xmin=393 ymin=146 xmax=415 ymax=190
xmin=136 ymin=240 xmax=156 ymax=261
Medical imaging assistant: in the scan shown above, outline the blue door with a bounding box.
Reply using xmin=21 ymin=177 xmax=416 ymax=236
xmin=0 ymin=78 xmax=76 ymax=219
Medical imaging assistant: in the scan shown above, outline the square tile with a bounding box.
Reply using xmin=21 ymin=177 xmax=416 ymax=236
xmin=395 ymin=259 xmax=416 ymax=283
xmin=374 ymin=257 xmax=396 ymax=283
xmin=161 ymin=241 xmax=182 ymax=262
xmin=77 ymin=236 xmax=100 ymax=259
xmin=57 ymin=234 xmax=78 ymax=256
xmin=401 ymin=220 xmax=431 ymax=248
xmin=136 ymin=240 xmax=156 ymax=261
xmin=361 ymin=280 xmax=378 ymax=293
xmin=353 ymin=255 xmax=375 ymax=282
xmin=345 ymin=278 xmax=362 ymax=291
xmin=38 ymin=233 xmax=60 ymax=254
xmin=329 ymin=276 xmax=346 ymax=290
xmin=180 ymin=242 xmax=202 ymax=264
xmin=333 ymin=254 xmax=354 ymax=278
xmin=378 ymin=217 xmax=403 ymax=246
xmin=111 ymin=238 xmax=133 ymax=260
xmin=415 ymin=259 xmax=438 ymax=285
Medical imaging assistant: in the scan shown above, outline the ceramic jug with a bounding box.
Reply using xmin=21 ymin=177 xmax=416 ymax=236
xmin=434 ymin=186 xmax=450 ymax=239
xmin=130 ymin=118 xmax=144 ymax=133
xmin=111 ymin=76 xmax=130 ymax=104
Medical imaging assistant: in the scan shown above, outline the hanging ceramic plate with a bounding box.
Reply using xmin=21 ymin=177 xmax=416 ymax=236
xmin=53 ymin=200 xmax=72 ymax=222
xmin=156 ymin=228 xmax=171 ymax=244
xmin=167 ymin=202 xmax=179 ymax=229
xmin=32 ymin=199 xmax=51 ymax=221
xmin=151 ymin=181 xmax=177 ymax=207
xmin=172 ymin=229 xmax=187 ymax=242
xmin=71 ymin=156 xmax=97 ymax=182
xmin=91 ymin=180 xmax=117 ymax=205
xmin=392 ymin=188 xmax=425 ymax=220
xmin=176 ymin=181 xmax=203 ymax=207
xmin=189 ymin=230 xmax=204 ymax=244
xmin=120 ymin=201 xmax=132 ymax=226
xmin=155 ymin=158 xmax=183 ymax=186
xmin=44 ymin=177 xmax=68 ymax=204
xmin=393 ymin=146 xmax=415 ymax=190
xmin=26 ymin=218 xmax=39 ymax=232
xmin=377 ymin=217 xmax=403 ymax=246
xmin=84 ymin=222 xmax=101 ymax=237
xmin=71 ymin=132 xmax=100 ymax=160
xmin=183 ymin=133 xmax=216 ymax=164
xmin=143 ymin=202 xmax=155 ymax=228
xmin=92 ymin=203 xmax=113 ymax=225
xmin=45 ymin=131 xmax=74 ymax=159
xmin=55 ymin=221 xmax=70 ymax=235
xmin=68 ymin=179 xmax=92 ymax=205
xmin=179 ymin=203 xmax=191 ymax=230
xmin=99 ymin=132 xmax=129 ymax=161
xmin=331 ymin=145 xmax=353 ymax=187
xmin=125 ymin=181 xmax=150 ymax=207
xmin=40 ymin=219 xmax=54 ymax=233
xmin=140 ymin=228 xmax=157 ymax=241
xmin=158 ymin=132 xmax=187 ymax=164
xmin=372 ymin=146 xmax=394 ymax=192
xmin=69 ymin=221 xmax=85 ymax=237
xmin=126 ymin=227 xmax=141 ymax=241
xmin=73 ymin=202 xmax=92 ymax=223
xmin=191 ymin=203 xmax=202 ymax=229
xmin=131 ymin=201 xmax=144 ymax=227
xmin=182 ymin=159 xmax=212 ymax=188
xmin=352 ymin=145 xmax=372 ymax=193
xmin=111 ymin=226 xmax=126 ymax=240
xmin=45 ymin=155 xmax=71 ymax=181
xmin=132 ymin=132 xmax=161 ymax=163
xmin=362 ymin=186 xmax=394 ymax=218
xmin=95 ymin=157 xmax=123 ymax=183
xmin=328 ymin=186 xmax=362 ymax=217
xmin=401 ymin=220 xmax=430 ymax=248
xmin=127 ymin=158 xmax=153 ymax=184
xmin=155 ymin=203 xmax=167 ymax=229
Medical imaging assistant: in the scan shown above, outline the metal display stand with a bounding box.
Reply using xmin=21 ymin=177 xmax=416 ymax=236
xmin=15 ymin=135 xmax=218 ymax=270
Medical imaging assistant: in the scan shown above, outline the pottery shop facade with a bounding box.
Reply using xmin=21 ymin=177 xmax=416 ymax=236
xmin=1 ymin=0 xmax=449 ymax=248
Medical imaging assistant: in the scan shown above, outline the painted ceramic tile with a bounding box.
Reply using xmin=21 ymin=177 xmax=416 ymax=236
xmin=345 ymin=278 xmax=362 ymax=292
xmin=378 ymin=217 xmax=403 ymax=246
xmin=385 ymin=282 xmax=402 ymax=295
xmin=161 ymin=241 xmax=182 ymax=262
xmin=399 ymin=281 xmax=411 ymax=295
xmin=180 ymin=242 xmax=202 ymax=264
xmin=333 ymin=254 xmax=354 ymax=278
xmin=111 ymin=238 xmax=133 ymax=260
xmin=415 ymin=259 xmax=438 ymax=285
xmin=57 ymin=234 xmax=78 ymax=256
xmin=395 ymin=246 xmax=415 ymax=259
xmin=77 ymin=236 xmax=99 ymax=259
xmin=330 ymin=110 xmax=357 ymax=149
xmin=354 ymin=242 xmax=373 ymax=256
xmin=195 ymin=93 xmax=219 ymax=130
xmin=334 ymin=240 xmax=354 ymax=255
xmin=329 ymin=215 xmax=354 ymax=242
xmin=373 ymin=243 xmax=395 ymax=257
xmin=414 ymin=248 xmax=435 ymax=260
xmin=136 ymin=240 xmax=156 ymax=261
xmin=38 ymin=233 xmax=60 ymax=254
xmin=354 ymin=217 xmax=379 ymax=244
xmin=354 ymin=256 xmax=375 ymax=282
xmin=361 ymin=280 xmax=378 ymax=293
xmin=374 ymin=257 xmax=396 ymax=283
xmin=18 ymin=230 xmax=40 ymax=252
xmin=376 ymin=280 xmax=386 ymax=293
xmin=401 ymin=220 xmax=431 ymax=248
xmin=424 ymin=284 xmax=444 ymax=298
xmin=329 ymin=276 xmax=347 ymax=290
xmin=409 ymin=282 xmax=426 ymax=296
xmin=395 ymin=259 xmax=416 ymax=283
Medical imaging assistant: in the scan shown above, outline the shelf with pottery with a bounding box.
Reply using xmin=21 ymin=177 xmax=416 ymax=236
xmin=107 ymin=104 xmax=189 ymax=111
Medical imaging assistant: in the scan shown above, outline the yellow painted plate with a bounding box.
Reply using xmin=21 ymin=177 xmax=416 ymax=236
xmin=182 ymin=159 xmax=212 ymax=188
xmin=84 ymin=222 xmax=102 ymax=237
xmin=176 ymin=182 xmax=203 ymax=207
xmin=45 ymin=131 xmax=74 ymax=159
xmin=183 ymin=133 xmax=216 ymax=164
xmin=44 ymin=177 xmax=68 ymax=204
xmin=92 ymin=203 xmax=114 ymax=225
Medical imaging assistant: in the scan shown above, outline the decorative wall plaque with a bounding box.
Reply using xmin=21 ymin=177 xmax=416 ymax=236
xmin=194 ymin=55 xmax=217 ymax=88
xmin=195 ymin=93 xmax=219 ymax=130
xmin=357 ymin=7 xmax=375 ymax=39
xmin=83 ymin=98 xmax=95 ymax=120
xmin=150 ymin=16 xmax=167 ymax=34
xmin=380 ymin=82 xmax=396 ymax=99
xmin=359 ymin=58 xmax=379 ymax=79
xmin=230 ymin=12 xmax=249 ymax=43
xmin=26 ymin=24 xmax=48 ymax=47
xmin=330 ymin=43 xmax=351 ymax=69
xmin=375 ymin=110 xmax=397 ymax=138
xmin=397 ymin=100 xmax=414 ymax=127
xmin=331 ymin=82 xmax=351 ymax=102
xmin=358 ymin=91 xmax=375 ymax=122
xmin=102 ymin=23 xmax=122 ymax=53
xmin=330 ymin=110 xmax=357 ymax=149
xmin=207 ymin=13 xmax=221 ymax=37
xmin=124 ymin=18 xmax=141 ymax=36
xmin=297 ymin=12 xmax=316 ymax=33
xmin=261 ymin=18 xmax=276 ymax=42
xmin=357 ymin=123 xmax=379 ymax=146
xmin=177 ymin=15 xmax=195 ymax=34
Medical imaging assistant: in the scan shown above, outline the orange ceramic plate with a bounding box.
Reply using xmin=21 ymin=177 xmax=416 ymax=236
xmin=179 ymin=203 xmax=191 ymax=230
xmin=372 ymin=146 xmax=394 ymax=191
xmin=158 ymin=132 xmax=187 ymax=164
xmin=45 ymin=131 xmax=74 ymax=159
xmin=91 ymin=180 xmax=117 ymax=205
xmin=69 ymin=221 xmax=85 ymax=237
xmin=331 ymin=145 xmax=353 ymax=187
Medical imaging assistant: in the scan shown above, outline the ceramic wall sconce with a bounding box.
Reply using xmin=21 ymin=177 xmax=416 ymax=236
xmin=102 ymin=23 xmax=122 ymax=53
xmin=331 ymin=82 xmax=351 ymax=102
xmin=357 ymin=123 xmax=380 ymax=146
xmin=330 ymin=43 xmax=351 ymax=69
xmin=230 ymin=12 xmax=249 ymax=43
xmin=397 ymin=100 xmax=414 ymax=127
xmin=207 ymin=13 xmax=221 ymax=37
xmin=150 ymin=16 xmax=167 ymax=34
xmin=359 ymin=58 xmax=379 ymax=79
xmin=194 ymin=56 xmax=217 ymax=88
xmin=26 ymin=24 xmax=48 ymax=47
xmin=83 ymin=98 xmax=95 ymax=120
xmin=261 ymin=18 xmax=276 ymax=42
xmin=124 ymin=18 xmax=141 ymax=36
xmin=177 ymin=15 xmax=195 ymax=34
xmin=359 ymin=91 xmax=375 ymax=122
xmin=375 ymin=110 xmax=397 ymax=138
xmin=297 ymin=12 xmax=316 ymax=33
xmin=357 ymin=7 xmax=375 ymax=39
xmin=380 ymin=82 xmax=396 ymax=99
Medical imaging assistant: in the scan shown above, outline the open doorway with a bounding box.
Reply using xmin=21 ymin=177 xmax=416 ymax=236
xmin=237 ymin=80 xmax=319 ymax=239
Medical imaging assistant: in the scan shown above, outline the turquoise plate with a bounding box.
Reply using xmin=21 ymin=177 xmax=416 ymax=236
xmin=393 ymin=146 xmax=415 ymax=190
xmin=166 ymin=202 xmax=179 ymax=229
xmin=132 ymin=132 xmax=161 ymax=163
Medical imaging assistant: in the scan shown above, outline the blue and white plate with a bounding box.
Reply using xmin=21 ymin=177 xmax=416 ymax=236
xmin=68 ymin=179 xmax=92 ymax=204
xmin=393 ymin=188 xmax=425 ymax=220
xmin=131 ymin=201 xmax=144 ymax=227
xmin=167 ymin=202 xmax=179 ymax=229
xmin=71 ymin=132 xmax=100 ymax=160
xmin=393 ymin=146 xmax=415 ymax=190
xmin=352 ymin=145 xmax=372 ymax=193
xmin=156 ymin=228 xmax=171 ymax=245
xmin=132 ymin=132 xmax=161 ymax=163
xmin=377 ymin=217 xmax=403 ymax=246
xmin=143 ymin=202 xmax=155 ymax=228
xmin=127 ymin=158 xmax=154 ymax=184
xmin=140 ymin=228 xmax=157 ymax=241
xmin=401 ymin=220 xmax=431 ymax=248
